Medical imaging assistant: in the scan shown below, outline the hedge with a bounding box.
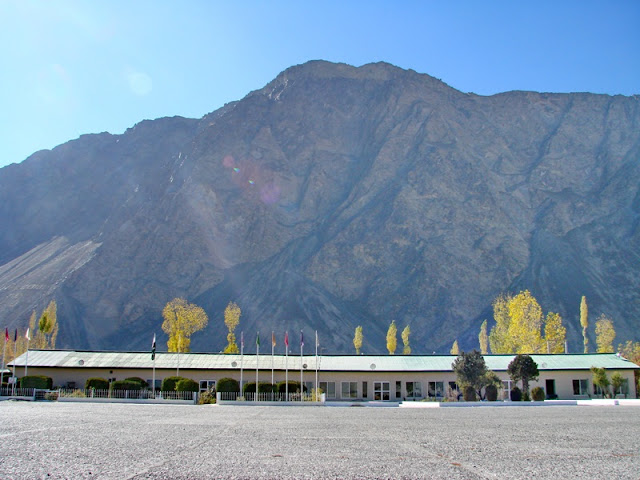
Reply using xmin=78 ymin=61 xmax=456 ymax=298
xmin=19 ymin=376 xmax=53 ymax=389
xmin=110 ymin=380 xmax=143 ymax=391
xmin=175 ymin=378 xmax=199 ymax=392
xmin=216 ymin=377 xmax=239 ymax=393
xmin=85 ymin=377 xmax=109 ymax=390
xmin=161 ymin=376 xmax=186 ymax=392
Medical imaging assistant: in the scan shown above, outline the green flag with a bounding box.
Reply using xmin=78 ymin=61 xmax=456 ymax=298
xmin=256 ymin=332 xmax=260 ymax=347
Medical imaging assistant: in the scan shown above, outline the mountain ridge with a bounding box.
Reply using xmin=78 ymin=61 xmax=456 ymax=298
xmin=1 ymin=60 xmax=639 ymax=354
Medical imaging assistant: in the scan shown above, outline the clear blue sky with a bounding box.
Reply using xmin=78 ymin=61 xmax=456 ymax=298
xmin=1 ymin=0 xmax=638 ymax=168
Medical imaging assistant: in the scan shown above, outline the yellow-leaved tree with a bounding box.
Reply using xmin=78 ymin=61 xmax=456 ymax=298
xmin=401 ymin=325 xmax=411 ymax=355
xmin=450 ymin=340 xmax=460 ymax=355
xmin=223 ymin=301 xmax=241 ymax=353
xmin=478 ymin=319 xmax=488 ymax=354
xmin=35 ymin=300 xmax=59 ymax=349
xmin=353 ymin=326 xmax=363 ymax=355
xmin=580 ymin=296 xmax=589 ymax=353
xmin=386 ymin=321 xmax=397 ymax=355
xmin=489 ymin=291 xmax=565 ymax=354
xmin=595 ymin=314 xmax=615 ymax=353
xmin=161 ymin=298 xmax=208 ymax=353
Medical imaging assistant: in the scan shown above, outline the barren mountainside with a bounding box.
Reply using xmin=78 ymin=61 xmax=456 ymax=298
xmin=1 ymin=60 xmax=639 ymax=354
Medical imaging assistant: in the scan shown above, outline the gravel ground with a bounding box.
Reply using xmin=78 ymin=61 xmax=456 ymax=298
xmin=0 ymin=402 xmax=639 ymax=479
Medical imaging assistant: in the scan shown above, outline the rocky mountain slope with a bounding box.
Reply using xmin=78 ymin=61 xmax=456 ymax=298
xmin=1 ymin=61 xmax=639 ymax=354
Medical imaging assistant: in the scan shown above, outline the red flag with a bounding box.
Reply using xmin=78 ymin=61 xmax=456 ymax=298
xmin=4 ymin=328 xmax=8 ymax=342
xmin=284 ymin=331 xmax=289 ymax=347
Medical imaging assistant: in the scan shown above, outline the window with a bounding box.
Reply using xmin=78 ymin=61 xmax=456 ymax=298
xmin=304 ymin=382 xmax=314 ymax=394
xmin=406 ymin=382 xmax=422 ymax=398
xmin=428 ymin=381 xmax=444 ymax=397
xmin=362 ymin=381 xmax=368 ymax=399
xmin=614 ymin=379 xmax=629 ymax=396
xmin=319 ymin=381 xmax=336 ymax=399
xmin=573 ymin=379 xmax=588 ymax=395
xmin=146 ymin=379 xmax=161 ymax=391
xmin=396 ymin=381 xmax=402 ymax=399
xmin=341 ymin=382 xmax=358 ymax=399
xmin=199 ymin=380 xmax=215 ymax=393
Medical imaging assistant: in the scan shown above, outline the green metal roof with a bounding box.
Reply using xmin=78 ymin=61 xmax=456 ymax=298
xmin=10 ymin=350 xmax=639 ymax=372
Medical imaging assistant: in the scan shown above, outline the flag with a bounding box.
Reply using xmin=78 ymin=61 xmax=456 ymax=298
xmin=151 ymin=333 xmax=156 ymax=361
xmin=14 ymin=329 xmax=17 ymax=342
xmin=4 ymin=328 xmax=8 ymax=342
xmin=25 ymin=328 xmax=30 ymax=341
xmin=256 ymin=332 xmax=260 ymax=347
xmin=316 ymin=330 xmax=319 ymax=348
xmin=284 ymin=331 xmax=289 ymax=347
xmin=241 ymin=331 xmax=244 ymax=349
xmin=300 ymin=330 xmax=304 ymax=347
xmin=272 ymin=331 xmax=276 ymax=348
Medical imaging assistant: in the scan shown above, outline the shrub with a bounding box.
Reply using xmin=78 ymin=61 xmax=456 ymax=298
xmin=510 ymin=386 xmax=522 ymax=401
xmin=463 ymin=385 xmax=477 ymax=401
xmin=216 ymin=377 xmax=239 ymax=393
xmin=276 ymin=380 xmax=304 ymax=393
xmin=531 ymin=386 xmax=545 ymax=401
xmin=161 ymin=376 xmax=186 ymax=392
xmin=523 ymin=391 xmax=531 ymax=402
xmin=175 ymin=378 xmax=199 ymax=392
xmin=198 ymin=391 xmax=216 ymax=404
xmin=485 ymin=384 xmax=498 ymax=401
xmin=258 ymin=382 xmax=275 ymax=393
xmin=110 ymin=380 xmax=143 ymax=391
xmin=243 ymin=381 xmax=257 ymax=394
xmin=85 ymin=377 xmax=109 ymax=390
xmin=19 ymin=376 xmax=53 ymax=389
xmin=124 ymin=377 xmax=149 ymax=388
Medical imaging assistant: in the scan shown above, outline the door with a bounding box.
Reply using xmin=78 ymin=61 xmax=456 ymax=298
xmin=373 ymin=381 xmax=390 ymax=400
xmin=545 ymin=379 xmax=556 ymax=399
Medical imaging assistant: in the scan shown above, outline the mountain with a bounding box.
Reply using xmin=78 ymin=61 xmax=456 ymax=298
xmin=1 ymin=60 xmax=639 ymax=354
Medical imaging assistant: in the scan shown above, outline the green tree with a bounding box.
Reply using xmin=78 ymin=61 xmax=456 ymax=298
xmin=580 ymin=296 xmax=589 ymax=353
xmin=507 ymin=354 xmax=539 ymax=398
xmin=595 ymin=314 xmax=615 ymax=353
xmin=543 ymin=312 xmax=566 ymax=354
xmin=386 ymin=321 xmax=397 ymax=355
xmin=401 ymin=325 xmax=411 ymax=355
xmin=478 ymin=319 xmax=488 ymax=354
xmin=223 ymin=301 xmax=241 ymax=354
xmin=353 ymin=326 xmax=363 ymax=355
xmin=610 ymin=372 xmax=625 ymax=397
xmin=450 ymin=340 xmax=459 ymax=355
xmin=590 ymin=367 xmax=610 ymax=398
xmin=161 ymin=298 xmax=208 ymax=353
xmin=618 ymin=340 xmax=640 ymax=394
xmin=451 ymin=350 xmax=488 ymax=396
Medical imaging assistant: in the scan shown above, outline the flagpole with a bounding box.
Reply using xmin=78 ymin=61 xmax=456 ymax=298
xmin=285 ymin=331 xmax=289 ymax=401
xmin=271 ymin=331 xmax=275 ymax=387
xmin=240 ymin=331 xmax=244 ymax=399
xmin=255 ymin=332 xmax=260 ymax=401
xmin=300 ymin=330 xmax=304 ymax=402
xmin=24 ymin=329 xmax=30 ymax=377
xmin=176 ymin=332 xmax=181 ymax=377
xmin=151 ymin=333 xmax=156 ymax=397
xmin=315 ymin=330 xmax=318 ymax=401
xmin=1 ymin=329 xmax=8 ymax=389
xmin=12 ymin=329 xmax=17 ymax=395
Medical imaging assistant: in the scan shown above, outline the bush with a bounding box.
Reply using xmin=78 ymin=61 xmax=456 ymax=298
xmin=216 ymin=377 xmax=239 ymax=393
xmin=463 ymin=385 xmax=477 ymax=401
xmin=198 ymin=391 xmax=216 ymax=404
xmin=19 ymin=376 xmax=53 ymax=389
xmin=161 ymin=376 xmax=186 ymax=392
xmin=523 ymin=391 xmax=531 ymax=402
xmin=531 ymin=386 xmax=545 ymax=401
xmin=510 ymin=386 xmax=522 ymax=401
xmin=124 ymin=377 xmax=149 ymax=388
xmin=85 ymin=377 xmax=109 ymax=390
xmin=276 ymin=380 xmax=305 ymax=393
xmin=110 ymin=380 xmax=143 ymax=391
xmin=175 ymin=378 xmax=199 ymax=392
xmin=485 ymin=384 xmax=498 ymax=401
xmin=243 ymin=382 xmax=257 ymax=394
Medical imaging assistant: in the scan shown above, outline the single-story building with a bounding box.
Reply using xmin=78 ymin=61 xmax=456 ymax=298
xmin=8 ymin=350 xmax=639 ymax=400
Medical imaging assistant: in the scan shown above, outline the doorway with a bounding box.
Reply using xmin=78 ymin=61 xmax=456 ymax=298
xmin=545 ymin=379 xmax=556 ymax=399
xmin=373 ymin=381 xmax=390 ymax=400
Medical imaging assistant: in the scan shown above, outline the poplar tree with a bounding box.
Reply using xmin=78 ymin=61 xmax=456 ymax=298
xmin=478 ymin=320 xmax=488 ymax=354
xmin=543 ymin=312 xmax=566 ymax=353
xmin=386 ymin=321 xmax=397 ymax=355
xmin=595 ymin=314 xmax=615 ymax=353
xmin=401 ymin=325 xmax=411 ymax=355
xmin=223 ymin=301 xmax=241 ymax=354
xmin=38 ymin=300 xmax=59 ymax=349
xmin=162 ymin=298 xmax=208 ymax=353
xmin=489 ymin=294 xmax=512 ymax=354
xmin=353 ymin=326 xmax=363 ymax=355
xmin=580 ymin=296 xmax=589 ymax=353
xmin=450 ymin=340 xmax=460 ymax=355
